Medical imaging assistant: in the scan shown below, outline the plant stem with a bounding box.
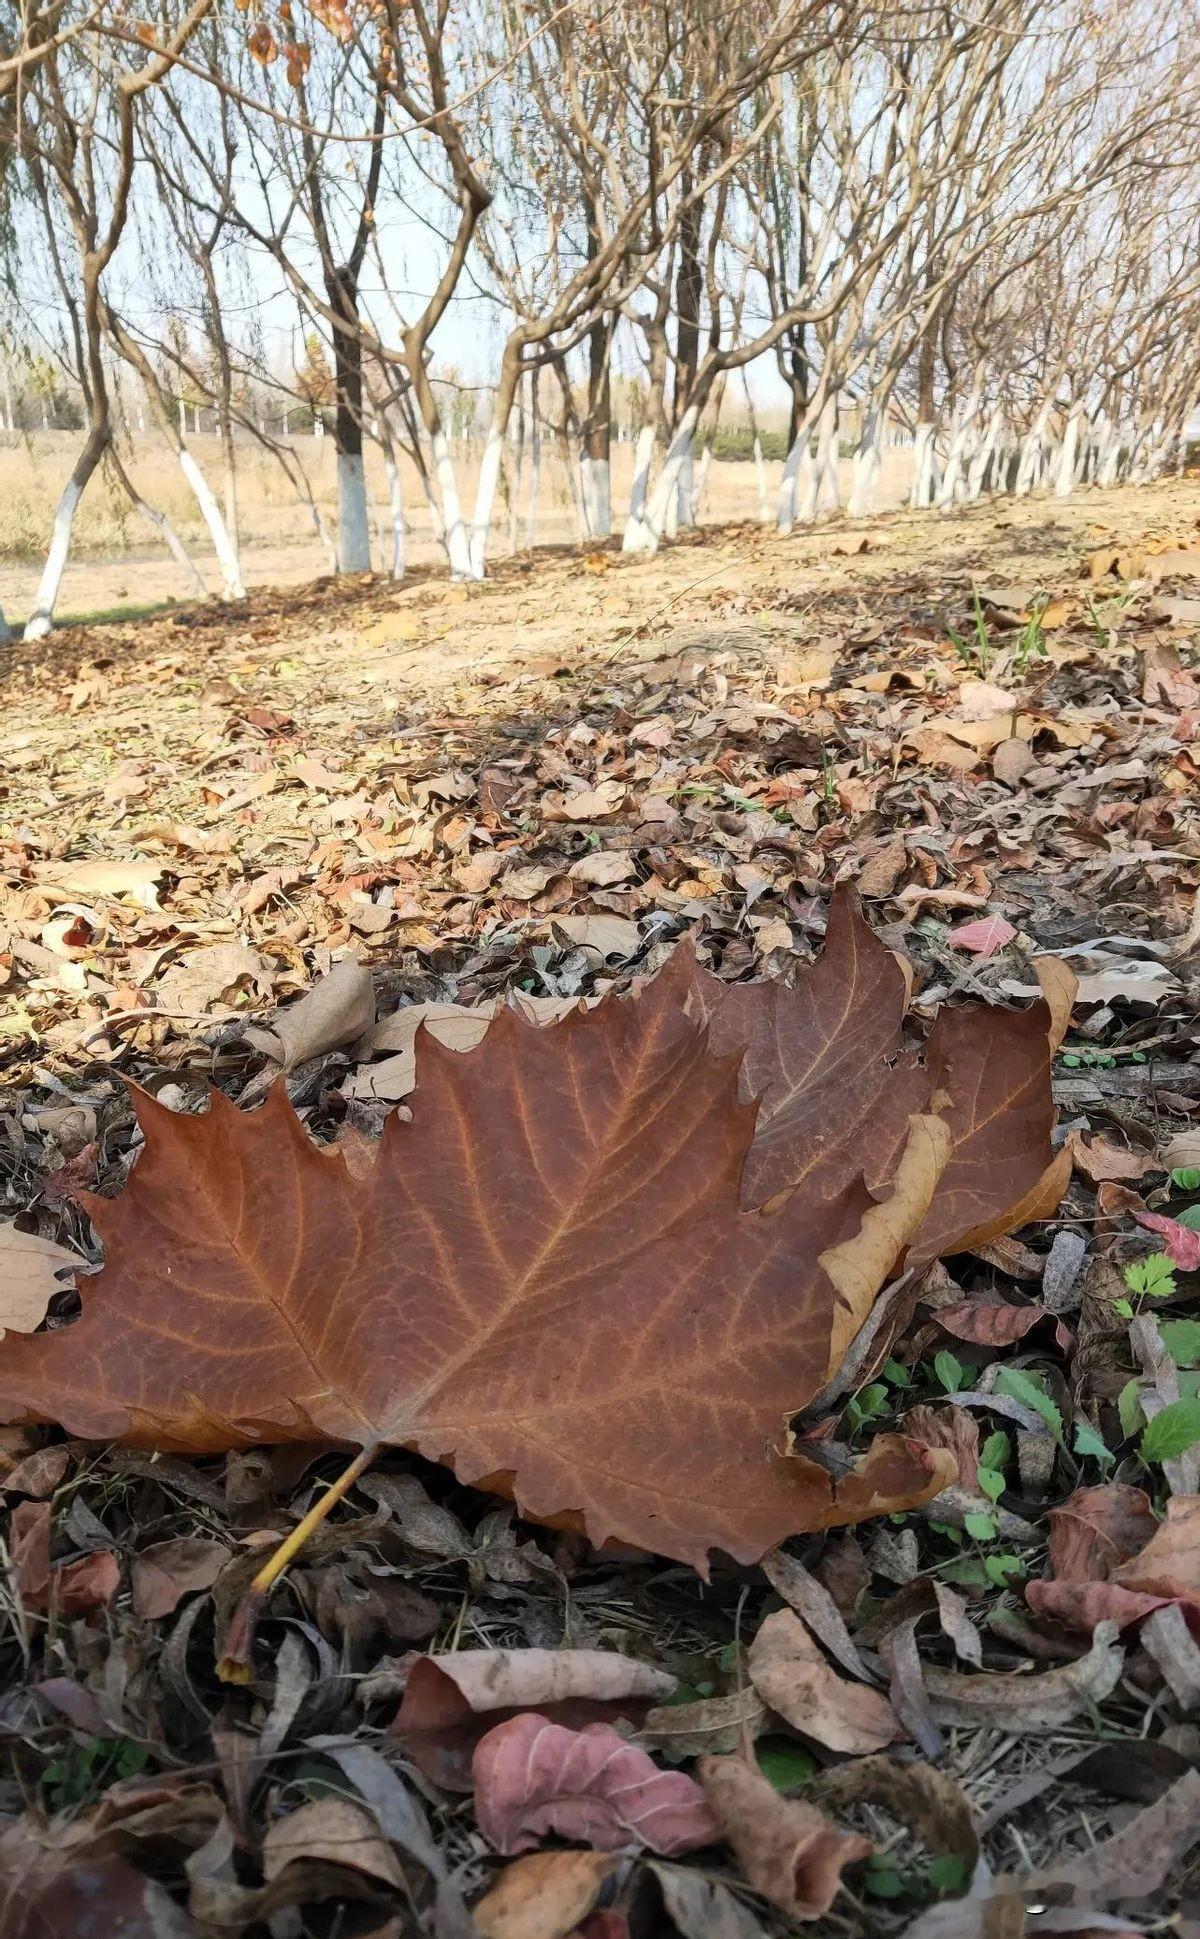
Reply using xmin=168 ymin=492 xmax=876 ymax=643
xmin=217 ymin=1440 xmax=380 ymax=1683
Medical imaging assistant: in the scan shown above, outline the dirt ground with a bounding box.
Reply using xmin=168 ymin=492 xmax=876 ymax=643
xmin=3 ymin=477 xmax=1200 ymax=1937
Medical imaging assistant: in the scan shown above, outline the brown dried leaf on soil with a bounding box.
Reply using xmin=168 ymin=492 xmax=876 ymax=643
xmin=472 ymin=1849 xmax=618 ymax=1939
xmin=697 ymin=1751 xmax=872 ymax=1922
xmin=0 ymin=894 xmax=1073 ymax=1567
xmin=393 ymin=1648 xmax=675 ymax=1791
xmin=747 ymin=1608 xmax=902 ymax=1752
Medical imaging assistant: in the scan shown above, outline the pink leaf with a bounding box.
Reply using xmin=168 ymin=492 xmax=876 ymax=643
xmin=1132 ymin=1211 xmax=1200 ymax=1272
xmin=472 ymin=1713 xmax=720 ymax=1857
xmin=937 ymin=1299 xmax=1072 ymax=1352
xmin=947 ymin=915 xmax=1017 ymax=958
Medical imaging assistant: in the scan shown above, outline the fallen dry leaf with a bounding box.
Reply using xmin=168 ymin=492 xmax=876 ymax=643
xmin=680 ymin=888 xmax=1073 ymax=1270
xmin=394 ymin=1648 xmax=675 ymax=1790
xmin=0 ymin=1224 xmax=78 ymax=1339
xmin=924 ymin=1621 xmax=1123 ymax=1727
xmin=473 ymin=1850 xmax=617 ymax=1939
xmin=947 ymin=915 xmax=1017 ymax=957
xmin=747 ymin=1607 xmax=902 ymax=1753
xmin=814 ymin=1754 xmax=978 ymax=1869
xmin=1069 ymin=1132 xmax=1155 ymax=1183
xmin=131 ymin=1537 xmax=228 ymax=1619
xmin=1132 ymin=1209 xmax=1200 ymax=1271
xmin=472 ymin=1714 xmax=718 ymax=1856
xmin=263 ymin=1797 xmax=404 ymax=1888
xmin=260 ymin=954 xmax=376 ymax=1073
xmin=0 ymin=955 xmax=959 ymax=1569
xmin=698 ymin=1752 xmax=871 ymax=1921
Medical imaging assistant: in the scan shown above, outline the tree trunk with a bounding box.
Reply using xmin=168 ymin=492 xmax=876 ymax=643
xmin=468 ymin=346 xmax=522 ymax=580
xmin=910 ymin=422 xmax=939 ymax=507
xmin=25 ymin=420 xmax=109 ymax=639
xmin=1055 ymin=400 xmax=1082 ymax=498
xmin=847 ymin=386 xmax=888 ymax=518
xmin=1016 ymin=400 xmax=1053 ymax=495
xmin=525 ymin=368 xmax=541 ymax=551
xmin=939 ymin=387 xmax=982 ymax=509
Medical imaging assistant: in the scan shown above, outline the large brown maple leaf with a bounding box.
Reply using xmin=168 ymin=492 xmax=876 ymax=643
xmin=0 ymin=894 xmax=1068 ymax=1567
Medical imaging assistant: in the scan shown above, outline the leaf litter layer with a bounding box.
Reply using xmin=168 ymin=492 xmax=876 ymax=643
xmin=4 ymin=487 xmax=1200 ymax=1938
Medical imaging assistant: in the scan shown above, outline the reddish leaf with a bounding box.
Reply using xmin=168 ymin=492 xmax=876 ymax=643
xmin=1046 ymin=1485 xmax=1158 ymax=1583
xmin=935 ymin=1299 xmax=1071 ymax=1351
xmin=1113 ymin=1496 xmax=1200 ymax=1609
xmin=681 ymin=888 xmax=1072 ymax=1269
xmin=1133 ymin=1210 xmax=1200 ymax=1271
xmin=947 ymin=915 xmax=1017 ymax=957
xmin=394 ymin=1648 xmax=676 ymax=1792
xmin=0 ymin=959 xmax=957 ymax=1570
xmin=1026 ymin=1485 xmax=1178 ymax=1632
xmin=472 ymin=1714 xmax=719 ymax=1856
xmin=11 ymin=1502 xmax=119 ymax=1618
xmin=131 ymin=1537 xmax=227 ymax=1619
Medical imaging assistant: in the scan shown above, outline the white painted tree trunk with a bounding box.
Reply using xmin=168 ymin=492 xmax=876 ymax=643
xmin=622 ymin=424 xmax=658 ymax=552
xmin=525 ymin=408 xmax=541 ymax=551
xmin=777 ymin=432 xmax=803 ymax=532
xmin=692 ymin=444 xmax=712 ymax=523
xmin=939 ymin=391 xmax=981 ymax=509
xmin=967 ymin=406 xmax=1004 ymax=501
xmin=816 ymin=396 xmax=840 ymax=513
xmin=753 ymin=436 xmax=769 ymax=524
xmin=674 ymin=445 xmax=695 ymax=530
xmin=636 ymin=405 xmax=702 ymax=554
xmin=431 ymin=426 xmax=472 ymax=578
xmin=133 ymin=495 xmax=207 ymax=597
xmin=1098 ymin=425 xmax=1124 ymax=487
xmin=799 ymin=397 xmax=838 ymax=523
xmin=0 ymin=607 xmax=10 ymax=643
xmin=468 ymin=419 xmax=507 ymax=580
xmin=1055 ymin=403 xmax=1082 ymax=498
xmin=910 ymin=423 xmax=938 ymax=507
xmin=580 ymin=456 xmax=612 ymax=541
xmin=847 ymin=401 xmax=885 ymax=517
xmin=383 ymin=448 xmax=405 ymax=580
xmin=1016 ymin=403 xmax=1052 ymax=496
xmin=178 ymin=449 xmax=246 ymax=598
xmin=337 ymin=450 xmax=372 ymax=572
xmin=25 ymin=478 xmax=83 ymax=640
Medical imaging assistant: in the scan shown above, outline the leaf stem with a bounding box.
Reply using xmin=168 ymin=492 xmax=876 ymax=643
xmin=217 ymin=1440 xmax=380 ymax=1683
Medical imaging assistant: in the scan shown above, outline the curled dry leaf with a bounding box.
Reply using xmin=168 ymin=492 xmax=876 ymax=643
xmin=814 ymin=1754 xmax=979 ymax=1868
xmin=748 ymin=1607 xmax=902 ymax=1753
xmin=924 ymin=1621 xmax=1123 ymax=1728
xmin=473 ymin=1850 xmax=618 ymax=1939
xmin=0 ymin=944 xmax=963 ymax=1569
xmin=393 ymin=1648 xmax=674 ymax=1791
xmin=1024 ymin=1769 xmax=1200 ymax=1903
xmin=934 ymin=1298 xmax=1070 ymax=1351
xmin=12 ymin=1501 xmax=120 ymax=1618
xmin=262 ymin=1798 xmax=405 ymax=1889
xmin=1026 ymin=1484 xmax=1172 ymax=1632
xmin=648 ymin=1861 xmax=767 ymax=1939
xmin=899 ymin=1403 xmax=981 ymax=1493
xmin=698 ymin=1752 xmax=871 ymax=1922
xmin=472 ymin=1715 xmax=719 ymax=1857
xmin=640 ymin=1686 xmax=767 ymax=1758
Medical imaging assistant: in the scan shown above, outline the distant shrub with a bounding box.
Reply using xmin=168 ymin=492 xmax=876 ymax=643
xmin=702 ymin=425 xmax=789 ymax=462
